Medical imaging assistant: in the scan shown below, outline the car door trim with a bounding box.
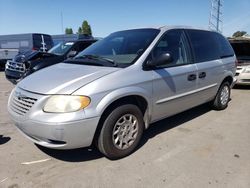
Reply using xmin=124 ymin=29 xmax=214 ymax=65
xmin=156 ymin=83 xmax=218 ymax=104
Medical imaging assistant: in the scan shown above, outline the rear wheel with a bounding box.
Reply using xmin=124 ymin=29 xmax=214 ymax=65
xmin=97 ymin=104 xmax=144 ymax=159
xmin=211 ymin=82 xmax=231 ymax=110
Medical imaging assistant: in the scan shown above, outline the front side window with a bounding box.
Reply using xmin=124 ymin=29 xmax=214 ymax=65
xmin=73 ymin=29 xmax=160 ymax=67
xmin=151 ymin=29 xmax=190 ymax=67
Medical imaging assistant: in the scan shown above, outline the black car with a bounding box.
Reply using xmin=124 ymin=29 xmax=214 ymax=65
xmin=5 ymin=39 xmax=97 ymax=84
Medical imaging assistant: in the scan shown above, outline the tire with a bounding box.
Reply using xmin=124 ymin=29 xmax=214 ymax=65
xmin=97 ymin=104 xmax=144 ymax=159
xmin=211 ymin=82 xmax=231 ymax=110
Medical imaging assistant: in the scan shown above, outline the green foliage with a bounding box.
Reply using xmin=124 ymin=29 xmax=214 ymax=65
xmin=66 ymin=20 xmax=92 ymax=36
xmin=77 ymin=27 xmax=82 ymax=34
xmin=81 ymin=20 xmax=92 ymax=36
xmin=65 ymin=28 xmax=73 ymax=34
xmin=232 ymin=31 xmax=247 ymax=38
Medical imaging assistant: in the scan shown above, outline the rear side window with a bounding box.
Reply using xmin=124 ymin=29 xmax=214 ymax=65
xmin=186 ymin=30 xmax=220 ymax=63
xmin=213 ymin=33 xmax=234 ymax=58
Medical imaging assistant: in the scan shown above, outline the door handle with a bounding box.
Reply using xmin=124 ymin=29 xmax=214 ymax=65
xmin=199 ymin=72 xmax=206 ymax=79
xmin=187 ymin=74 xmax=197 ymax=81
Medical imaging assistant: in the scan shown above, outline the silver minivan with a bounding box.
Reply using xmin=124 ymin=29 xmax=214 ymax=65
xmin=8 ymin=26 xmax=236 ymax=159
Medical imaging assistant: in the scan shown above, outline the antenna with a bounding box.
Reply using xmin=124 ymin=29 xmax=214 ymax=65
xmin=209 ymin=0 xmax=223 ymax=33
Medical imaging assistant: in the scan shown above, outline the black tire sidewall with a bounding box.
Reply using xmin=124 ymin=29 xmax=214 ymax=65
xmin=98 ymin=104 xmax=144 ymax=159
xmin=214 ymin=82 xmax=231 ymax=110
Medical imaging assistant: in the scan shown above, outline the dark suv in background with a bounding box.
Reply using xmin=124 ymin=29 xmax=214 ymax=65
xmin=0 ymin=33 xmax=53 ymax=70
xmin=5 ymin=38 xmax=97 ymax=84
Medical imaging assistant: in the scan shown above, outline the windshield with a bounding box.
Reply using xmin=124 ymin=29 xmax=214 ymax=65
xmin=74 ymin=29 xmax=160 ymax=67
xmin=48 ymin=42 xmax=74 ymax=55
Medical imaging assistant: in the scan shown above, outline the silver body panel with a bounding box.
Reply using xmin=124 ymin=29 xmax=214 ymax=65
xmin=8 ymin=26 xmax=236 ymax=149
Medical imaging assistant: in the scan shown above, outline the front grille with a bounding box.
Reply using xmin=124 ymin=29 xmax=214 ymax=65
xmin=6 ymin=61 xmax=26 ymax=73
xmin=10 ymin=93 xmax=37 ymax=116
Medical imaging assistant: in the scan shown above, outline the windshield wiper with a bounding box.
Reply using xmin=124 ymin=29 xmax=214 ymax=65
xmin=75 ymin=55 xmax=117 ymax=67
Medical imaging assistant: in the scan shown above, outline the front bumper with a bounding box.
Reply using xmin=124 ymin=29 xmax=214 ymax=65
xmin=235 ymin=65 xmax=250 ymax=85
xmin=8 ymin=87 xmax=100 ymax=149
xmin=5 ymin=69 xmax=24 ymax=84
xmin=10 ymin=115 xmax=100 ymax=149
xmin=235 ymin=73 xmax=250 ymax=85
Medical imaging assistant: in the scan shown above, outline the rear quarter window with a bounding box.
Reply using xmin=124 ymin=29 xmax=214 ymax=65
xmin=213 ymin=33 xmax=234 ymax=58
xmin=186 ymin=30 xmax=220 ymax=63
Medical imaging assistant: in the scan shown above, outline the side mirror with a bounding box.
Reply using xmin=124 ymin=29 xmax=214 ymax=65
xmin=67 ymin=50 xmax=77 ymax=58
xmin=147 ymin=53 xmax=173 ymax=68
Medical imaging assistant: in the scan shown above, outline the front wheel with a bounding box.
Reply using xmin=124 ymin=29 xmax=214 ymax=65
xmin=97 ymin=104 xmax=144 ymax=159
xmin=211 ymin=82 xmax=231 ymax=110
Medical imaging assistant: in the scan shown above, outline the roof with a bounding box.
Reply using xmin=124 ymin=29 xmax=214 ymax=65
xmin=113 ymin=25 xmax=214 ymax=33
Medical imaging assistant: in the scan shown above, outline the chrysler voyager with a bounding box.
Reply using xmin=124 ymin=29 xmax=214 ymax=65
xmin=8 ymin=26 xmax=236 ymax=159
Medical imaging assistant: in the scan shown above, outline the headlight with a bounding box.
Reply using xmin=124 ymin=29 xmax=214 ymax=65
xmin=243 ymin=66 xmax=250 ymax=73
xmin=44 ymin=95 xmax=91 ymax=113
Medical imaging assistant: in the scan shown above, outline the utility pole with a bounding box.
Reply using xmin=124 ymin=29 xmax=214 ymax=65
xmin=209 ymin=0 xmax=223 ymax=33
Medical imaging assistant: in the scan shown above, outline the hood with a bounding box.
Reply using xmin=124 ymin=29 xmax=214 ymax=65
xmin=18 ymin=63 xmax=120 ymax=95
xmin=14 ymin=50 xmax=58 ymax=62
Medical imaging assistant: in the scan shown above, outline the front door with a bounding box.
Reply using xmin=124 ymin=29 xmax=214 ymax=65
xmin=149 ymin=29 xmax=198 ymax=122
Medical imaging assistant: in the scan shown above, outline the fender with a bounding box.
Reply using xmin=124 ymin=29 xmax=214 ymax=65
xmin=96 ymin=86 xmax=152 ymax=128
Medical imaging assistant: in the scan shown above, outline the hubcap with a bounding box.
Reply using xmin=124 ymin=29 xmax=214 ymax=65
xmin=112 ymin=114 xmax=139 ymax=150
xmin=220 ymin=85 xmax=229 ymax=106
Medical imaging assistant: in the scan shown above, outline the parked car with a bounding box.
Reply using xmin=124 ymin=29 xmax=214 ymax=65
xmin=229 ymin=39 xmax=250 ymax=85
xmin=5 ymin=39 xmax=97 ymax=84
xmin=8 ymin=26 xmax=236 ymax=159
xmin=0 ymin=33 xmax=53 ymax=70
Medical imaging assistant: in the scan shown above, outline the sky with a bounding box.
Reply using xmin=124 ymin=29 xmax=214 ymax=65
xmin=0 ymin=0 xmax=250 ymax=37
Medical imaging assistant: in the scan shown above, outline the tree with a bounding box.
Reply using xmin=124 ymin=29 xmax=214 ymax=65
xmin=81 ymin=20 xmax=92 ymax=36
xmin=232 ymin=31 xmax=247 ymax=38
xmin=77 ymin=27 xmax=82 ymax=34
xmin=65 ymin=28 xmax=73 ymax=34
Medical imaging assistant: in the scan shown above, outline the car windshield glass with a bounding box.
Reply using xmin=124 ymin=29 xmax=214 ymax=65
xmin=48 ymin=42 xmax=74 ymax=55
xmin=72 ymin=29 xmax=160 ymax=67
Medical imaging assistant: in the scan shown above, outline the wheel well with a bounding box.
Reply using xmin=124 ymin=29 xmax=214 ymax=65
xmin=92 ymin=95 xmax=148 ymax=146
xmin=222 ymin=76 xmax=233 ymax=86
